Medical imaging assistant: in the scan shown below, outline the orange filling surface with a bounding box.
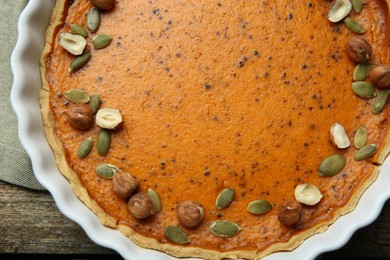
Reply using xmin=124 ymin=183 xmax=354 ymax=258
xmin=45 ymin=0 xmax=390 ymax=253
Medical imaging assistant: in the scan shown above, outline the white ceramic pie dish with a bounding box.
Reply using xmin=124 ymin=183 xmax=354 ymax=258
xmin=10 ymin=0 xmax=390 ymax=259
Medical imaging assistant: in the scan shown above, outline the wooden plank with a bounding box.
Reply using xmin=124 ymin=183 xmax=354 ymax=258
xmin=0 ymin=181 xmax=117 ymax=255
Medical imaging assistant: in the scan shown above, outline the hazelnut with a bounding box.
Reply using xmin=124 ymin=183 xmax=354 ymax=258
xmin=345 ymin=36 xmax=372 ymax=64
xmin=330 ymin=122 xmax=350 ymax=149
xmin=89 ymin=0 xmax=115 ymax=10
xmin=96 ymin=108 xmax=123 ymax=129
xmin=278 ymin=200 xmax=302 ymax=227
xmin=112 ymin=171 xmax=139 ymax=199
xmin=59 ymin=32 xmax=87 ymax=56
xmin=370 ymin=64 xmax=390 ymax=88
xmin=127 ymin=192 xmax=156 ymax=219
xmin=66 ymin=104 xmax=93 ymax=130
xmin=177 ymin=200 xmax=204 ymax=228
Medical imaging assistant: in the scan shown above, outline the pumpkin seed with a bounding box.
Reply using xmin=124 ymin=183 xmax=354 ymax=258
xmin=351 ymin=0 xmax=364 ymax=13
xmin=353 ymin=63 xmax=371 ymax=81
xmin=95 ymin=163 xmax=120 ymax=179
xmin=92 ymin=34 xmax=113 ymax=49
xmin=216 ymin=188 xmax=234 ymax=210
xmin=164 ymin=226 xmax=190 ymax=244
xmin=87 ymin=7 xmax=100 ymax=32
xmin=372 ymin=89 xmax=390 ymax=114
xmin=247 ymin=200 xmax=272 ymax=215
xmin=318 ymin=154 xmax=346 ymax=177
xmin=97 ymin=129 xmax=111 ymax=155
xmin=210 ymin=220 xmax=241 ymax=238
xmin=89 ymin=94 xmax=101 ymax=114
xmin=352 ymin=81 xmax=376 ymax=98
xmin=64 ymin=89 xmax=90 ymax=103
xmin=70 ymin=24 xmax=88 ymax=37
xmin=69 ymin=51 xmax=91 ymax=71
xmin=327 ymin=0 xmax=352 ymax=23
xmin=343 ymin=17 xmax=366 ymax=34
xmin=77 ymin=137 xmax=93 ymax=158
xmin=354 ymin=144 xmax=378 ymax=161
xmin=147 ymin=188 xmax=162 ymax=213
xmin=354 ymin=126 xmax=368 ymax=149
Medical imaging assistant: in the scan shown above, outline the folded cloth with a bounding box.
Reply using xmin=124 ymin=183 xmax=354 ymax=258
xmin=0 ymin=0 xmax=45 ymax=190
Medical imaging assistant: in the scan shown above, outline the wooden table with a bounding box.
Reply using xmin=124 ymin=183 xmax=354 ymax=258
xmin=1 ymin=180 xmax=390 ymax=259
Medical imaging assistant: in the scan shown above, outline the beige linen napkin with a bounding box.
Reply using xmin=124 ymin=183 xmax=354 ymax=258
xmin=0 ymin=0 xmax=45 ymax=190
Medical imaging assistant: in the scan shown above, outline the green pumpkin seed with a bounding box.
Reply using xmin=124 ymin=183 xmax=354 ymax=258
xmin=147 ymin=188 xmax=162 ymax=213
xmin=354 ymin=144 xmax=378 ymax=161
xmin=164 ymin=226 xmax=190 ymax=244
xmin=97 ymin=129 xmax=111 ymax=155
xmin=351 ymin=0 xmax=364 ymax=13
xmin=210 ymin=220 xmax=241 ymax=238
xmin=372 ymin=89 xmax=390 ymax=114
xmin=318 ymin=154 xmax=346 ymax=177
xmin=247 ymin=200 xmax=272 ymax=215
xmin=64 ymin=89 xmax=90 ymax=103
xmin=77 ymin=137 xmax=93 ymax=158
xmin=87 ymin=7 xmax=100 ymax=32
xmin=92 ymin=34 xmax=113 ymax=49
xmin=95 ymin=163 xmax=120 ymax=179
xmin=343 ymin=17 xmax=366 ymax=34
xmin=353 ymin=64 xmax=371 ymax=81
xmin=352 ymin=81 xmax=376 ymax=98
xmin=216 ymin=188 xmax=234 ymax=210
xmin=89 ymin=94 xmax=101 ymax=114
xmin=354 ymin=126 xmax=368 ymax=149
xmin=69 ymin=51 xmax=91 ymax=71
xmin=70 ymin=24 xmax=88 ymax=37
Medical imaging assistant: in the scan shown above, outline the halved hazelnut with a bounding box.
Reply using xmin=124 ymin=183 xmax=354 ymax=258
xmin=59 ymin=32 xmax=87 ymax=56
xmin=177 ymin=200 xmax=204 ymax=228
xmin=370 ymin=64 xmax=390 ymax=88
xmin=96 ymin=108 xmax=123 ymax=129
xmin=127 ymin=192 xmax=156 ymax=219
xmin=327 ymin=0 xmax=352 ymax=23
xmin=66 ymin=104 xmax=93 ymax=130
xmin=330 ymin=122 xmax=350 ymax=149
xmin=294 ymin=183 xmax=323 ymax=206
xmin=112 ymin=171 xmax=139 ymax=199
xmin=345 ymin=36 xmax=372 ymax=64
xmin=278 ymin=200 xmax=302 ymax=227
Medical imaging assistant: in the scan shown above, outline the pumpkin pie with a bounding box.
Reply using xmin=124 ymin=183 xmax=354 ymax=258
xmin=40 ymin=0 xmax=390 ymax=259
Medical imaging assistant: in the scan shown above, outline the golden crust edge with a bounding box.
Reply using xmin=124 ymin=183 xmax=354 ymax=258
xmin=38 ymin=1 xmax=390 ymax=259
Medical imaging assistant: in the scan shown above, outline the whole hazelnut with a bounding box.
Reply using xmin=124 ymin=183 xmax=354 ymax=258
xmin=89 ymin=0 xmax=115 ymax=10
xmin=177 ymin=200 xmax=204 ymax=228
xmin=370 ymin=64 xmax=390 ymax=88
xmin=112 ymin=171 xmax=139 ymax=199
xmin=278 ymin=200 xmax=302 ymax=227
xmin=127 ymin=192 xmax=156 ymax=219
xmin=345 ymin=36 xmax=372 ymax=64
xmin=66 ymin=104 xmax=93 ymax=130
